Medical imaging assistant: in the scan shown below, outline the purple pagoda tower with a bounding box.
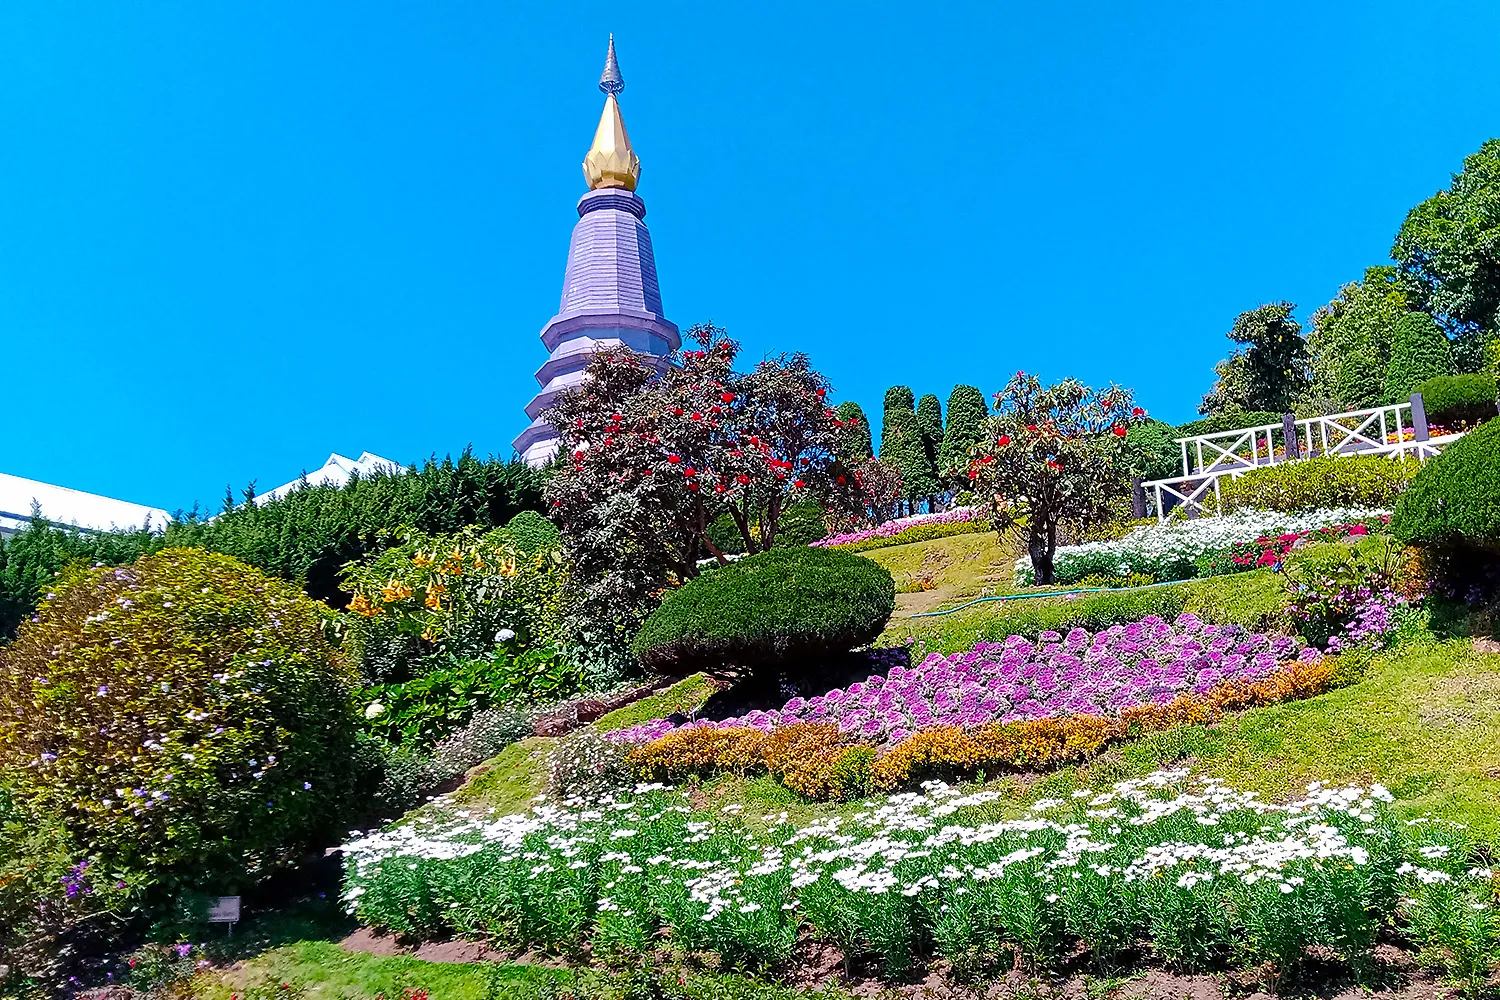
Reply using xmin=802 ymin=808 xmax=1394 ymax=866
xmin=513 ymin=36 xmax=680 ymax=467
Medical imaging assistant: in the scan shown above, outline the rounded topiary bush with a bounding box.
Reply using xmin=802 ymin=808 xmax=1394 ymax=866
xmin=632 ymin=547 xmax=896 ymax=676
xmin=0 ymin=549 xmax=365 ymax=891
xmin=1416 ymin=373 xmax=1498 ymax=428
xmin=1392 ymin=416 xmax=1500 ymax=552
xmin=504 ymin=509 xmax=562 ymax=554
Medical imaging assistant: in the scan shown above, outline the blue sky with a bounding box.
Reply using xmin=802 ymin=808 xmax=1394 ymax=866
xmin=2 ymin=1 xmax=1497 ymax=514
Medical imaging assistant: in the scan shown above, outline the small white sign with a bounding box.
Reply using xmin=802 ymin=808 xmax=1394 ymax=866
xmin=207 ymin=896 xmax=241 ymax=924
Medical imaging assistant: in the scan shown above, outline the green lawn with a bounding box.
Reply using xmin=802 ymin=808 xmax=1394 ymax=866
xmin=861 ymin=530 xmax=1022 ymax=615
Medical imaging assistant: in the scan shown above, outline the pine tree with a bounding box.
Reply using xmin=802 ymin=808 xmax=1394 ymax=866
xmin=937 ymin=385 xmax=988 ymax=484
xmin=1385 ymin=312 xmax=1456 ymax=403
xmin=879 ymin=386 xmax=937 ymax=508
xmin=835 ymin=401 xmax=873 ymax=462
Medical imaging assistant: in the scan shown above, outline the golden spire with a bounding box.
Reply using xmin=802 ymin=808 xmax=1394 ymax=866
xmin=582 ymin=36 xmax=640 ymax=191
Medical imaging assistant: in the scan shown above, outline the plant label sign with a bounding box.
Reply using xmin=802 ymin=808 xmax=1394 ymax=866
xmin=207 ymin=896 xmax=241 ymax=924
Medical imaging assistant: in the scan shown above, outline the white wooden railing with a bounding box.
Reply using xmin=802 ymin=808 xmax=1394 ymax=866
xmin=1141 ymin=396 xmax=1465 ymax=522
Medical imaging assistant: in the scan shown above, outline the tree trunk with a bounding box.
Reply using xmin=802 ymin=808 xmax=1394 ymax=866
xmin=1028 ymin=529 xmax=1055 ymax=586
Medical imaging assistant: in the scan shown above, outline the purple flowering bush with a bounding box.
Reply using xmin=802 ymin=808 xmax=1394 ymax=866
xmin=609 ymin=614 xmax=1309 ymax=745
xmin=811 ymin=507 xmax=979 ymax=548
xmin=0 ymin=550 xmax=366 ymax=892
xmin=1283 ymin=535 xmax=1410 ymax=652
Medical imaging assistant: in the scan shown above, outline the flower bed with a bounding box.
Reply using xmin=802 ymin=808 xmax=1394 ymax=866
xmin=341 ymin=770 xmax=1494 ymax=979
xmin=812 ymin=507 xmax=979 ymax=549
xmin=1196 ymin=517 xmax=1388 ymax=575
xmin=1014 ymin=506 xmax=1391 ymax=586
xmin=609 ymin=614 xmax=1309 ymax=746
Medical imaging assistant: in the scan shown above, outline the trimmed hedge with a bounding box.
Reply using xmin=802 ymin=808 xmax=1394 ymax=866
xmin=633 ymin=548 xmax=896 ymax=675
xmin=1417 ymin=373 xmax=1498 ymax=427
xmin=1393 ymin=415 xmax=1500 ymax=550
xmin=504 ymin=509 xmax=561 ymax=554
xmin=1385 ymin=312 xmax=1454 ymax=404
xmin=1218 ymin=456 xmax=1417 ymax=514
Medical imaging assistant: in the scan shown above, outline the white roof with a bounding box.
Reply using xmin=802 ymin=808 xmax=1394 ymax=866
xmin=0 ymin=471 xmax=172 ymax=537
xmin=251 ymin=452 xmax=401 ymax=505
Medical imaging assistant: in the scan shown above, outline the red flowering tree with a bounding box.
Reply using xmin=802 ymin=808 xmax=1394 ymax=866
xmin=967 ymin=372 xmax=1145 ymax=585
xmin=544 ymin=324 xmax=856 ymax=616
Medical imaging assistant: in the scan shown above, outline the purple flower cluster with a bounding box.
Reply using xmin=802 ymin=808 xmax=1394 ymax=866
xmin=1326 ymin=590 xmax=1406 ymax=653
xmin=811 ymin=507 xmax=977 ymax=548
xmin=608 ymin=615 xmax=1310 ymax=745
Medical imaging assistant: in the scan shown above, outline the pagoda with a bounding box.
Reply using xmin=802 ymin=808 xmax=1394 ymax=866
xmin=513 ymin=36 xmax=680 ymax=467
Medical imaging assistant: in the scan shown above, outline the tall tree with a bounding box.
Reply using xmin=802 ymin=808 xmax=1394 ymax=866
xmin=937 ymin=385 xmax=988 ymax=485
xmin=1392 ymin=137 xmax=1500 ymax=370
xmin=1384 ymin=312 xmax=1456 ymax=403
xmin=916 ymin=393 xmax=944 ymax=488
xmin=879 ymin=386 xmax=937 ymax=505
xmin=1200 ymin=303 xmax=1308 ymax=415
xmin=1306 ymin=267 xmax=1408 ymax=412
xmin=834 ymin=401 xmax=873 ymax=462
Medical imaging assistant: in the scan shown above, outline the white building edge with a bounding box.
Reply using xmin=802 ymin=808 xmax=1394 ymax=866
xmin=0 ymin=451 xmax=401 ymax=540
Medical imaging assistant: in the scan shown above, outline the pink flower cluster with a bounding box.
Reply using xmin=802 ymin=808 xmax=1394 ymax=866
xmin=607 ymin=615 xmax=1312 ymax=745
xmin=811 ymin=507 xmax=977 ymax=548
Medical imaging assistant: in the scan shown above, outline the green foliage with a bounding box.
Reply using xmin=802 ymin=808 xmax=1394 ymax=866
xmin=173 ymin=450 xmax=547 ymax=607
xmin=1200 ymin=303 xmax=1309 ymax=415
xmin=1416 ymin=373 xmax=1498 ymax=427
xmin=1176 ymin=411 xmax=1286 ymax=437
xmin=1218 ymin=456 xmax=1418 ymax=513
xmin=1385 ymin=312 xmax=1456 ymax=403
xmin=593 ymin=674 xmax=718 ymax=733
xmin=505 ymin=509 xmax=562 ymax=554
xmin=880 ymin=388 xmax=938 ymax=502
xmin=1393 ymin=138 xmax=1500 ymax=352
xmin=1121 ymin=419 xmax=1181 ymax=482
xmin=632 ymin=548 xmax=896 ymax=676
xmin=340 ymin=524 xmax=567 ymax=670
xmin=834 ymin=401 xmax=873 ymax=462
xmin=916 ymin=393 xmax=944 ymax=480
xmin=0 ymin=549 xmax=365 ymax=891
xmin=1306 ymin=267 xmax=1409 ymax=412
xmin=937 ymin=384 xmax=988 ymax=483
xmin=770 ymin=502 xmax=828 ymax=548
xmin=0 ymin=514 xmax=167 ymax=640
xmin=361 ymin=647 xmax=579 ymax=749
xmin=1393 ymin=416 xmax=1500 ymax=551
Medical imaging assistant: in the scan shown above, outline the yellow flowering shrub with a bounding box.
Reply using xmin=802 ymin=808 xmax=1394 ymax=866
xmin=625 ymin=726 xmax=770 ymax=784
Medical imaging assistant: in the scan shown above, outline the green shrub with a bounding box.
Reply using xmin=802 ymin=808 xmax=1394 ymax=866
xmin=771 ymin=502 xmax=829 ymax=548
xmin=1122 ymin=420 xmax=1182 ymax=482
xmin=504 ymin=509 xmax=562 ymax=554
xmin=1218 ymin=456 xmax=1418 ymax=513
xmin=361 ymin=647 xmax=580 ymax=748
xmin=1176 ymin=411 xmax=1285 ymax=438
xmin=633 ymin=548 xmax=896 ymax=675
xmin=1393 ymin=416 xmax=1500 ymax=553
xmin=0 ymin=549 xmax=365 ymax=892
xmin=1417 ymin=373 xmax=1498 ymax=428
xmin=1385 ymin=312 xmax=1456 ymax=404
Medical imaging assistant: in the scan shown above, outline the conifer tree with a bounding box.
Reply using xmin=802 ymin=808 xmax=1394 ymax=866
xmin=1385 ymin=312 xmax=1456 ymax=403
xmin=835 ymin=401 xmax=873 ymax=462
xmin=917 ymin=394 xmax=944 ymax=465
xmin=879 ymin=386 xmax=937 ymax=508
xmin=938 ymin=385 xmax=988 ymax=484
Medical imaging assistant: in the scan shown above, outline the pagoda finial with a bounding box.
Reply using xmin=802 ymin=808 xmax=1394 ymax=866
xmin=598 ymin=33 xmax=624 ymax=96
xmin=582 ymin=35 xmax=639 ymax=191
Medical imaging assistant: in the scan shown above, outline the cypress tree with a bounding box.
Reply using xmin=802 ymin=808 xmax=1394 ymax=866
xmin=937 ymin=385 xmax=988 ymax=483
xmin=1385 ymin=312 xmax=1456 ymax=403
xmin=916 ymin=394 xmax=944 ymax=464
xmin=880 ymin=386 xmax=937 ymax=506
xmin=835 ymin=401 xmax=873 ymax=462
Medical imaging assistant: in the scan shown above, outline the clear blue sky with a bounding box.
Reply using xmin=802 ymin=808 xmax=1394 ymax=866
xmin=3 ymin=1 xmax=1497 ymax=514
